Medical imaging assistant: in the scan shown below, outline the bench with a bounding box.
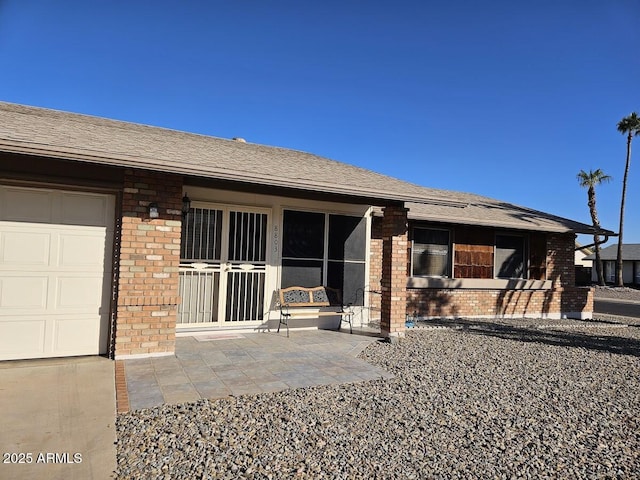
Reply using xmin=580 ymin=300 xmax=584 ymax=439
xmin=276 ymin=286 xmax=354 ymax=337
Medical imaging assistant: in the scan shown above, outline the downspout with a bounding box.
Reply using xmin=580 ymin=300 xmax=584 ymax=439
xmin=575 ymin=233 xmax=616 ymax=252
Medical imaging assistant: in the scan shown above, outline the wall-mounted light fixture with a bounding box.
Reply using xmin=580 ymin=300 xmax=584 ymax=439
xmin=182 ymin=194 xmax=191 ymax=217
xmin=148 ymin=202 xmax=159 ymax=219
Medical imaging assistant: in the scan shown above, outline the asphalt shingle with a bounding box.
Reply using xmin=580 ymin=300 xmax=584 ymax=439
xmin=0 ymin=102 xmax=608 ymax=235
xmin=584 ymin=243 xmax=640 ymax=260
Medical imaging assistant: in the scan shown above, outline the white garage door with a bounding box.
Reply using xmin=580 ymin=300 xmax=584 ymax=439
xmin=0 ymin=186 xmax=115 ymax=360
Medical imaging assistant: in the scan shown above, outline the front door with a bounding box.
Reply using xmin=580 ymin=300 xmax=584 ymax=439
xmin=178 ymin=205 xmax=269 ymax=328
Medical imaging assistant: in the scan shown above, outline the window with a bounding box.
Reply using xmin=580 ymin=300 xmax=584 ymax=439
xmin=281 ymin=210 xmax=366 ymax=305
xmin=281 ymin=210 xmax=325 ymax=288
xmin=412 ymin=228 xmax=450 ymax=277
xmin=605 ymin=261 xmax=615 ymax=283
xmin=327 ymin=215 xmax=366 ymax=305
xmin=495 ymin=234 xmax=527 ymax=279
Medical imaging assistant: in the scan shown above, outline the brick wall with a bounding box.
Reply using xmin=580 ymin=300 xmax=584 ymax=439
xmin=379 ymin=205 xmax=409 ymax=339
xmin=369 ymin=217 xmax=383 ymax=320
xmin=113 ymin=169 xmax=183 ymax=358
xmin=547 ymin=232 xmax=576 ymax=287
xmin=406 ymin=289 xmax=563 ymax=318
xmin=547 ymin=232 xmax=593 ymax=317
xmin=369 ymin=221 xmax=594 ymax=320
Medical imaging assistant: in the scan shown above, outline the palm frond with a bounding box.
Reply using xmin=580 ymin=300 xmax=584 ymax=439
xmin=576 ymin=168 xmax=611 ymax=187
xmin=617 ymin=112 xmax=640 ymax=136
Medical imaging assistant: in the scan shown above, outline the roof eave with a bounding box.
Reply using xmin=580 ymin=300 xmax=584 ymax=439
xmin=0 ymin=140 xmax=469 ymax=207
xmin=406 ymin=213 xmax=613 ymax=235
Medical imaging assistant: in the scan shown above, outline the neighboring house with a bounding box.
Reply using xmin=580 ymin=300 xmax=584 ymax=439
xmin=585 ymin=244 xmax=640 ymax=285
xmin=0 ymin=102 xmax=612 ymax=362
xmin=575 ymin=242 xmax=594 ymax=267
xmin=575 ymin=242 xmax=594 ymax=285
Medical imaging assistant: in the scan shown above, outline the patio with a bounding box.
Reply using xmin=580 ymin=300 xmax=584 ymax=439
xmin=117 ymin=329 xmax=393 ymax=412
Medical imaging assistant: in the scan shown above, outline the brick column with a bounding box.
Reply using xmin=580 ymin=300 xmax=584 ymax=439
xmin=547 ymin=233 xmax=576 ymax=287
xmin=547 ymin=232 xmax=593 ymax=319
xmin=380 ymin=204 xmax=408 ymax=342
xmin=114 ymin=169 xmax=183 ymax=358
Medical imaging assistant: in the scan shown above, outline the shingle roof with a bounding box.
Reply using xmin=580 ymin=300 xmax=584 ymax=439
xmin=584 ymin=244 xmax=640 ymax=261
xmin=402 ymin=200 xmax=613 ymax=234
xmin=0 ymin=101 xmax=610 ymax=235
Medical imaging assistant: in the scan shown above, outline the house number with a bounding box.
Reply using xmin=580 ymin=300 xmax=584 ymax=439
xmin=273 ymin=225 xmax=279 ymax=254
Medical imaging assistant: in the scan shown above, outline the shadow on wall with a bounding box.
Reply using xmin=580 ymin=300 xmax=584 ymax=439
xmin=421 ymin=318 xmax=640 ymax=357
xmin=407 ymin=280 xmax=461 ymax=319
xmin=495 ymin=289 xmax=534 ymax=318
xmin=494 ymin=234 xmax=592 ymax=319
xmin=495 ymin=248 xmax=536 ymax=318
xmin=542 ymin=243 xmax=562 ymax=316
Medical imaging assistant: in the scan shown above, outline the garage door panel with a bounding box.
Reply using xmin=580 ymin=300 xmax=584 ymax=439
xmin=0 ymin=318 xmax=46 ymax=356
xmin=0 ymin=276 xmax=48 ymax=309
xmin=56 ymin=276 xmax=104 ymax=309
xmin=1 ymin=230 xmax=51 ymax=266
xmin=59 ymin=232 xmax=107 ymax=268
xmin=1 ymin=189 xmax=53 ymax=223
xmin=54 ymin=316 xmax=101 ymax=354
xmin=61 ymin=193 xmax=113 ymax=227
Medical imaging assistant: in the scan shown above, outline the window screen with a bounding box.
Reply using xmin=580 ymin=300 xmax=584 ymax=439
xmin=412 ymin=228 xmax=450 ymax=277
xmin=281 ymin=210 xmax=366 ymax=304
xmin=281 ymin=210 xmax=325 ymax=289
xmin=282 ymin=210 xmax=325 ymax=258
xmin=328 ymin=215 xmax=366 ymax=261
xmin=281 ymin=259 xmax=324 ymax=288
xmin=495 ymin=234 xmax=526 ymax=279
xmin=328 ymin=261 xmax=365 ymax=305
xmin=328 ymin=214 xmax=366 ymax=305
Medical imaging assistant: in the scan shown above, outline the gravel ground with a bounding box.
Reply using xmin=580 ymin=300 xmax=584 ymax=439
xmin=116 ymin=316 xmax=640 ymax=479
xmin=593 ymin=285 xmax=640 ymax=302
xmin=593 ymin=286 xmax=640 ymax=326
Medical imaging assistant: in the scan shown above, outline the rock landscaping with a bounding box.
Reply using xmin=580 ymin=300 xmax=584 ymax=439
xmin=116 ymin=312 xmax=640 ymax=479
xmin=593 ymin=285 xmax=640 ymax=302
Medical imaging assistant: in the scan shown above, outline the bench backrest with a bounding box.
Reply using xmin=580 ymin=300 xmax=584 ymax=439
xmin=279 ymin=286 xmax=342 ymax=307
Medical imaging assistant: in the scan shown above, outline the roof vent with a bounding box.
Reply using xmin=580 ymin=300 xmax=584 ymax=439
xmin=232 ymin=137 xmax=246 ymax=143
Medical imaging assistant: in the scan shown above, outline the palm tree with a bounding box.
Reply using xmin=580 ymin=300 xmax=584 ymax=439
xmin=615 ymin=112 xmax=640 ymax=286
xmin=577 ymin=169 xmax=611 ymax=285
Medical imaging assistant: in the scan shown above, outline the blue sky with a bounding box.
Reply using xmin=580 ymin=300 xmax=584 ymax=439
xmin=1 ymin=1 xmax=638 ymax=244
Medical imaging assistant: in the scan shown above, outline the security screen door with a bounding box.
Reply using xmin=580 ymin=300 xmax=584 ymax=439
xmin=178 ymin=206 xmax=268 ymax=327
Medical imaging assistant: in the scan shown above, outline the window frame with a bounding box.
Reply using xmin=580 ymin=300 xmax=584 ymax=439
xmin=494 ymin=233 xmax=528 ymax=279
xmin=410 ymin=226 xmax=452 ymax=278
xmin=280 ymin=208 xmax=367 ymax=305
xmin=280 ymin=209 xmax=326 ymax=289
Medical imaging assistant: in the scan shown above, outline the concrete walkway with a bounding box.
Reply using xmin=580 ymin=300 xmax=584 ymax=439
xmin=121 ymin=329 xmax=392 ymax=411
xmin=0 ymin=357 xmax=116 ymax=480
